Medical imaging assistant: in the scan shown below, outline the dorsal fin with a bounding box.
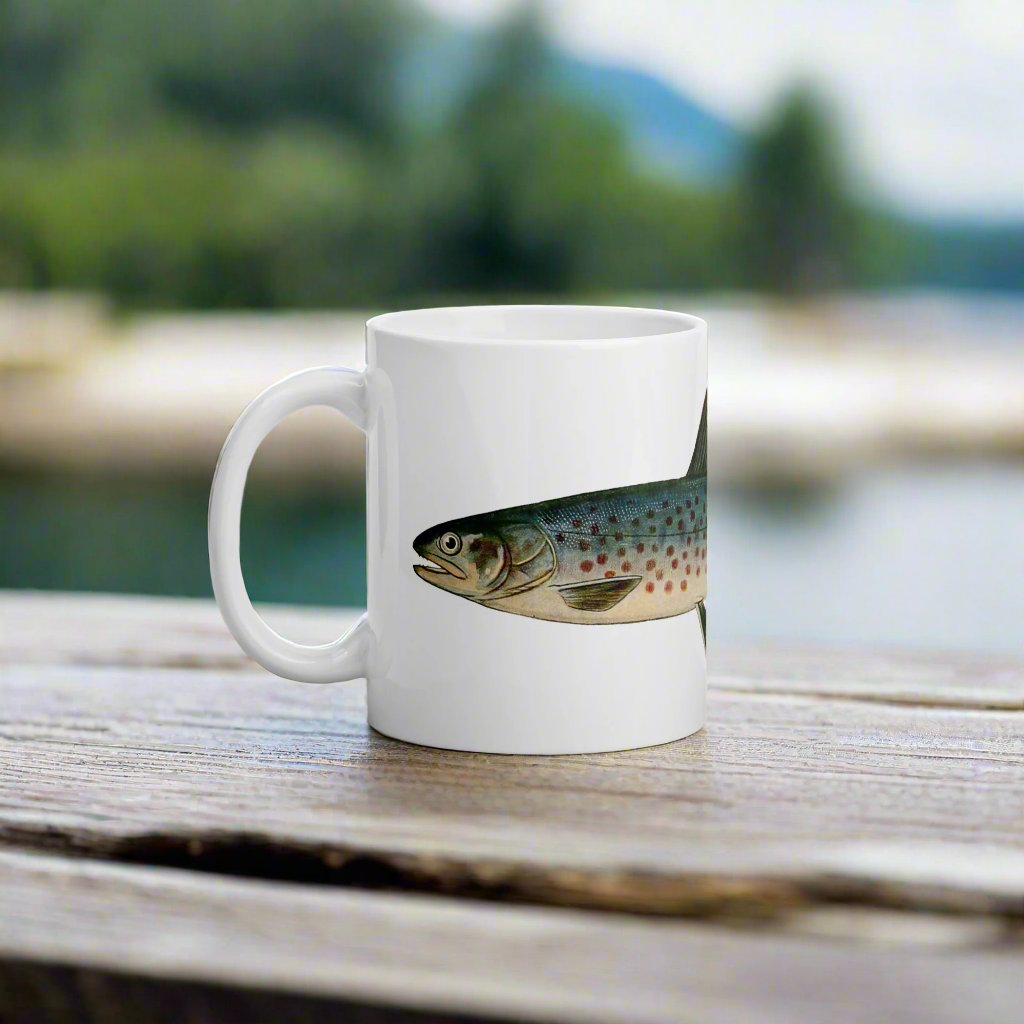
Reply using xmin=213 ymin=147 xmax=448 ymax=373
xmin=686 ymin=391 xmax=707 ymax=478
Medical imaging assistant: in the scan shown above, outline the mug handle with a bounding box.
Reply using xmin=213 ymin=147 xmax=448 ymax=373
xmin=209 ymin=366 xmax=371 ymax=683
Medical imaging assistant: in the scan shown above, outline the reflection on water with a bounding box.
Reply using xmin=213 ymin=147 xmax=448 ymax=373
xmin=712 ymin=463 xmax=1024 ymax=654
xmin=0 ymin=472 xmax=366 ymax=607
xmin=3 ymin=463 xmax=1022 ymax=654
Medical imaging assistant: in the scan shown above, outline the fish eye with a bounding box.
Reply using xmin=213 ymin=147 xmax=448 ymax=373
xmin=438 ymin=532 xmax=462 ymax=555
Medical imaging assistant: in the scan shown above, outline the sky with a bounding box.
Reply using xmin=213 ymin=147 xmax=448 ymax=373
xmin=421 ymin=0 xmax=1024 ymax=220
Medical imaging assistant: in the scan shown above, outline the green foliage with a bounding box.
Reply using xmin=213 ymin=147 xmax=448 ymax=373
xmin=0 ymin=1 xmax=744 ymax=307
xmin=0 ymin=0 xmax=413 ymax=144
xmin=737 ymin=85 xmax=855 ymax=293
xmin=154 ymin=0 xmax=412 ymax=142
xmin=0 ymin=138 xmax=229 ymax=300
xmin=0 ymin=0 xmax=1001 ymax=307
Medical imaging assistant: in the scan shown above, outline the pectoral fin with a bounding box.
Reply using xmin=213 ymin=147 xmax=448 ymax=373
xmin=557 ymin=576 xmax=642 ymax=612
xmin=697 ymin=600 xmax=706 ymax=648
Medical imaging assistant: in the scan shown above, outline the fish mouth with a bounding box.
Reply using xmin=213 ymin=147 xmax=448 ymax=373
xmin=413 ymin=552 xmax=468 ymax=580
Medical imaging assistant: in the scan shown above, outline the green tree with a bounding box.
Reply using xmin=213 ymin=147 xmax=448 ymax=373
xmin=738 ymin=85 xmax=853 ymax=293
xmin=425 ymin=10 xmax=637 ymax=294
xmin=0 ymin=0 xmax=88 ymax=141
xmin=154 ymin=0 xmax=414 ymax=144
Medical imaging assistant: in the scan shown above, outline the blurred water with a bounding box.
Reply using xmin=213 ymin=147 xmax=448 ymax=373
xmin=712 ymin=462 xmax=1024 ymax=654
xmin=0 ymin=473 xmax=366 ymax=608
xmin=2 ymin=462 xmax=1022 ymax=655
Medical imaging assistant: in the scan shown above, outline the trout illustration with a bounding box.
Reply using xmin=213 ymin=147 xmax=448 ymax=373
xmin=413 ymin=394 xmax=707 ymax=637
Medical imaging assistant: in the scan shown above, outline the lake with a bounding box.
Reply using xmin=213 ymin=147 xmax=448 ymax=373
xmin=3 ymin=460 xmax=1021 ymax=655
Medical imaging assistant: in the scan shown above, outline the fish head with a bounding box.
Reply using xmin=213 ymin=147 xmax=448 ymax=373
xmin=413 ymin=517 xmax=510 ymax=598
xmin=413 ymin=517 xmax=553 ymax=600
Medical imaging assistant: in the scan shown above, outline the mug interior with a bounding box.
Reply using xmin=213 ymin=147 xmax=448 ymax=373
xmin=367 ymin=304 xmax=701 ymax=343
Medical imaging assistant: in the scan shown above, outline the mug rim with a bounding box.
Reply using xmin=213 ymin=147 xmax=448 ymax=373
xmin=366 ymin=304 xmax=704 ymax=347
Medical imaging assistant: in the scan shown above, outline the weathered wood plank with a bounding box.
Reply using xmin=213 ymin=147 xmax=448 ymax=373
xmin=0 ymin=590 xmax=348 ymax=669
xmin=1 ymin=592 xmax=1022 ymax=924
xmin=4 ymin=590 xmax=1022 ymax=707
xmin=0 ymin=964 xmax=479 ymax=1024
xmin=716 ymin=646 xmax=1024 ymax=710
xmin=1 ymin=849 xmax=1021 ymax=1024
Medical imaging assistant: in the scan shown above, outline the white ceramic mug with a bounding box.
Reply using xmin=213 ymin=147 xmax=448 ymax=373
xmin=209 ymin=305 xmax=708 ymax=754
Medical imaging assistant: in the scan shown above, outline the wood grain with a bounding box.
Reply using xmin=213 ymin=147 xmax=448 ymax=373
xmin=1 ymin=591 xmax=1022 ymax=926
xmin=2 ymin=849 xmax=1021 ymax=1024
xmin=0 ymin=590 xmax=348 ymax=669
xmin=0 ymin=962 xmax=482 ymax=1024
xmin=5 ymin=590 xmax=1022 ymax=705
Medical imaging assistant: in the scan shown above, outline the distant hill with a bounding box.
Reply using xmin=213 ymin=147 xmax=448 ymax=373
xmin=551 ymin=56 xmax=740 ymax=180
xmin=398 ymin=27 xmax=741 ymax=182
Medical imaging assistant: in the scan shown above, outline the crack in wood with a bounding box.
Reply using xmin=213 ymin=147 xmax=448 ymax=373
xmin=3 ymin=826 xmax=1023 ymax=934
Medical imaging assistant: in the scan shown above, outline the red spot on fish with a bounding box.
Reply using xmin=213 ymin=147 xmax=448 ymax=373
xmin=579 ymin=540 xmax=590 ymax=551
xmin=636 ymin=542 xmax=645 ymax=554
xmin=608 ymin=514 xmax=618 ymax=524
xmin=572 ymin=518 xmax=582 ymax=528
xmin=662 ymin=500 xmax=670 ymax=508
xmin=605 ymin=570 xmax=616 ymax=579
xmin=686 ymin=564 xmax=692 ymax=575
xmin=652 ymin=543 xmax=659 ymax=553
xmin=676 ymin=505 xmax=683 ymax=514
xmin=580 ymin=560 xmax=594 ymax=573
xmin=614 ymin=530 xmax=624 ymax=541
xmin=621 ymin=561 xmax=632 ymax=572
xmin=599 ymin=536 xmax=607 ymax=547
xmin=597 ymin=553 xmax=608 ymax=565
xmin=683 ymin=549 xmax=689 ymax=559
xmin=665 ymin=581 xmax=673 ymax=593
xmin=671 ymin=558 xmax=679 ymax=569
xmin=645 ymin=582 xmax=655 ymax=593
xmin=690 ymin=510 xmax=696 ymax=521
xmin=555 ymin=533 xmax=565 ymax=543
xmin=665 ymin=516 xmax=673 ymax=525
xmin=667 ymin=545 xmax=675 ymax=556
xmin=590 ymin=523 xmax=600 ymax=535
xmin=686 ymin=500 xmax=692 ymax=509
xmin=696 ymin=567 xmax=701 ymax=576
xmin=646 ymin=509 xmax=655 ymax=518
xmin=646 ymin=559 xmax=656 ymax=571
xmin=656 ymin=569 xmax=664 ymax=581
xmin=617 ymin=547 xmax=626 ymax=557
xmin=694 ymin=496 xmax=700 ymax=505
xmin=631 ymin=517 xmax=640 ymax=527
xmin=681 ymin=579 xmax=687 ymax=591
xmin=678 ymin=519 xmax=686 ymax=528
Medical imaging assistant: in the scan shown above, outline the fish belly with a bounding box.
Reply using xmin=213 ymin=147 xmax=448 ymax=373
xmin=484 ymin=476 xmax=707 ymax=625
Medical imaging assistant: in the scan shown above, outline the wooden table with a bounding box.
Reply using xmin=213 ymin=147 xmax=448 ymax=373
xmin=1 ymin=591 xmax=1022 ymax=1023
